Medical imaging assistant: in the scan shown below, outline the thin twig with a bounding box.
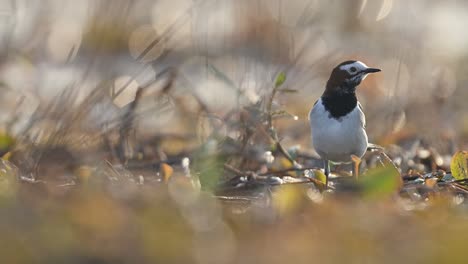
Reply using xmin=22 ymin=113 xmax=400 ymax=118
xmin=224 ymin=163 xmax=246 ymax=177
xmin=275 ymin=141 xmax=296 ymax=165
xmin=118 ymin=86 xmax=143 ymax=163
xmin=215 ymin=195 xmax=260 ymax=202
xmin=259 ymin=166 xmax=321 ymax=176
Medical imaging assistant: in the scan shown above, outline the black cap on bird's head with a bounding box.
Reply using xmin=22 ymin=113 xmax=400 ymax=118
xmin=325 ymin=60 xmax=381 ymax=95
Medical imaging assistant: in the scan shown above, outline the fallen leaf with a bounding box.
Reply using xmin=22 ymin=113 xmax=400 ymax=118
xmin=0 ymin=132 xmax=15 ymax=157
xmin=273 ymin=184 xmax=307 ymax=215
xmin=160 ymin=163 xmax=174 ymax=183
xmin=450 ymin=151 xmax=468 ymax=180
xmin=313 ymin=169 xmax=327 ymax=185
xmin=425 ymin=178 xmax=438 ymax=188
xmin=0 ymin=159 xmax=18 ymax=199
xmin=75 ymin=166 xmax=93 ymax=184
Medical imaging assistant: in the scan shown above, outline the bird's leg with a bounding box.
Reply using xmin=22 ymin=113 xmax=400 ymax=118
xmin=351 ymin=155 xmax=361 ymax=181
xmin=324 ymin=159 xmax=330 ymax=188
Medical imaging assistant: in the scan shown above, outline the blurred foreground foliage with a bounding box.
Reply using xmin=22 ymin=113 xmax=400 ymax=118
xmin=0 ymin=155 xmax=468 ymax=264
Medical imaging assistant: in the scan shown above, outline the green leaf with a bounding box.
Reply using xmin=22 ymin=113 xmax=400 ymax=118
xmin=360 ymin=165 xmax=401 ymax=199
xmin=194 ymin=154 xmax=225 ymax=192
xmin=275 ymin=72 xmax=286 ymax=87
xmin=0 ymin=133 xmax=14 ymax=150
xmin=0 ymin=159 xmax=18 ymax=200
xmin=192 ymin=141 xmax=226 ymax=192
xmin=451 ymin=151 xmax=468 ymax=180
xmin=0 ymin=133 xmax=14 ymax=156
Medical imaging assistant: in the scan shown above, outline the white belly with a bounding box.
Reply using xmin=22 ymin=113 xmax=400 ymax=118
xmin=309 ymin=98 xmax=368 ymax=163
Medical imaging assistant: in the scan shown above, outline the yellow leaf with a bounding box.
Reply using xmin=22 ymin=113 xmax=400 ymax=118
xmin=273 ymin=184 xmax=307 ymax=215
xmin=450 ymin=151 xmax=468 ymax=180
xmin=160 ymin=163 xmax=174 ymax=183
xmin=270 ymin=157 xmax=293 ymax=172
xmin=75 ymin=166 xmax=92 ymax=183
xmin=313 ymin=169 xmax=327 ymax=185
xmin=1 ymin=151 xmax=12 ymax=161
xmin=279 ymin=157 xmax=293 ymax=169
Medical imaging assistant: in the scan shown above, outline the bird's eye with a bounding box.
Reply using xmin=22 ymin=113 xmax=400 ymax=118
xmin=350 ymin=67 xmax=357 ymax=73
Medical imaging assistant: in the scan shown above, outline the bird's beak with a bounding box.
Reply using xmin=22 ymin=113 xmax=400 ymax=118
xmin=364 ymin=68 xmax=381 ymax=73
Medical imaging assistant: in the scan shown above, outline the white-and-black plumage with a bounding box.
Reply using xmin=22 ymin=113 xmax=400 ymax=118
xmin=309 ymin=60 xmax=381 ymax=186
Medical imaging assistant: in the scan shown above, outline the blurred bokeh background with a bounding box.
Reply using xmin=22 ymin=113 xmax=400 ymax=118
xmin=0 ymin=0 xmax=467 ymax=263
xmin=0 ymin=0 xmax=467 ymax=150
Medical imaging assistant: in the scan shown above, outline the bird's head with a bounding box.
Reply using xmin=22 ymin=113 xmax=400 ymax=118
xmin=325 ymin=60 xmax=381 ymax=95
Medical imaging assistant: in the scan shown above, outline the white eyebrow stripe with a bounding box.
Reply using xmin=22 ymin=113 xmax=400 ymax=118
xmin=339 ymin=61 xmax=368 ymax=72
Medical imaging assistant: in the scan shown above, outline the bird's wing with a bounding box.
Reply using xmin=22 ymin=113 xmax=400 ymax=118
xmin=308 ymin=99 xmax=319 ymax=121
xmin=358 ymin=102 xmax=366 ymax=128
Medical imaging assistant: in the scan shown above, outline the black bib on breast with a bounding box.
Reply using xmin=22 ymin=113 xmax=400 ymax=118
xmin=321 ymin=92 xmax=357 ymax=120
